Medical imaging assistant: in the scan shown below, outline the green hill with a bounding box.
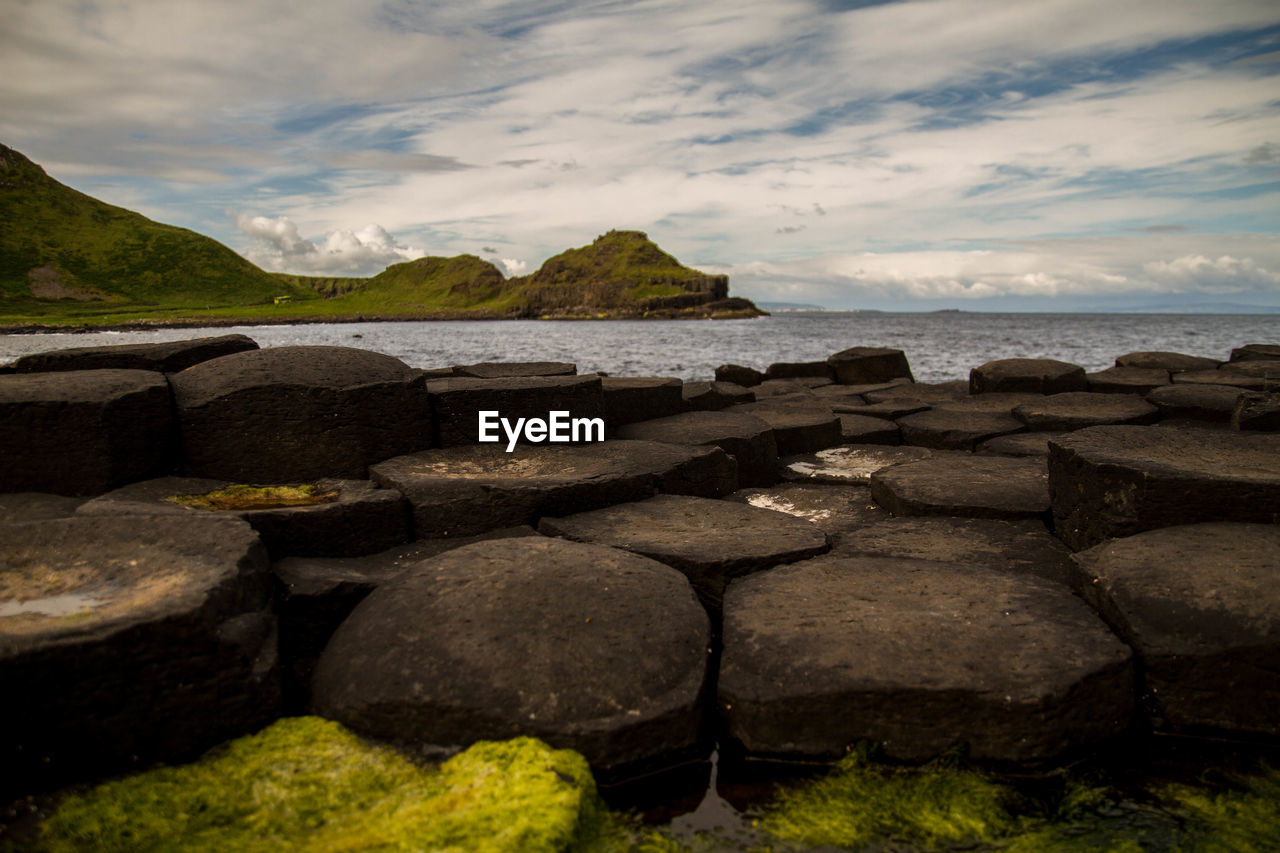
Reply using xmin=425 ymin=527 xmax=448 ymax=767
xmin=0 ymin=143 xmax=308 ymax=317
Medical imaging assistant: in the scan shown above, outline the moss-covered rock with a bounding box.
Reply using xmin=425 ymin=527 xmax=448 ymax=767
xmin=26 ymin=718 xmax=607 ymax=853
xmin=167 ymin=483 xmax=339 ymax=511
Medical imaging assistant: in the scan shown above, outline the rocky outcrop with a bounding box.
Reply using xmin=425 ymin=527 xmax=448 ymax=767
xmin=11 ymin=333 xmax=258 ymax=374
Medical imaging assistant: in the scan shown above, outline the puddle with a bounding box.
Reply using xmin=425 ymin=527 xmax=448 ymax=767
xmin=0 ymin=589 xmax=108 ymax=617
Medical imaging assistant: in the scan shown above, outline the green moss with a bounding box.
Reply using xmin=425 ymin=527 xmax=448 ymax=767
xmin=1159 ymin=764 xmax=1280 ymax=853
xmin=29 ymin=718 xmax=608 ymax=853
xmin=167 ymin=483 xmax=340 ymax=511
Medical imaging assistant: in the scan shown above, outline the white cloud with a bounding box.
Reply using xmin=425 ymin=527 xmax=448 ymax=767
xmin=231 ymin=213 xmax=423 ymax=275
xmin=499 ymin=258 xmax=529 ymax=276
xmin=1143 ymin=254 xmax=1280 ymax=293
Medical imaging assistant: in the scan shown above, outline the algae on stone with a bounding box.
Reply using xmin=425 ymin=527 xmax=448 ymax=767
xmin=167 ymin=483 xmax=339 ymax=511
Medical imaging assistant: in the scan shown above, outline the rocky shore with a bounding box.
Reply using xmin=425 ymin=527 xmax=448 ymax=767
xmin=2 ymin=335 xmax=1278 ymax=811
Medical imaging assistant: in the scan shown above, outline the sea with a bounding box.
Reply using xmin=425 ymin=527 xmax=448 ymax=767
xmin=2 ymin=311 xmax=1276 ymax=380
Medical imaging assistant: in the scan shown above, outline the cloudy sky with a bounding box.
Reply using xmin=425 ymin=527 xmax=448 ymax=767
xmin=3 ymin=0 xmax=1279 ymax=310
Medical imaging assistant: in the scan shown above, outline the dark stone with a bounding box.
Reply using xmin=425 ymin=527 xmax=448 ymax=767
xmin=11 ymin=334 xmax=259 ymax=374
xmin=416 ymin=366 xmax=457 ymax=379
xmin=752 ymin=379 xmax=825 ymax=398
xmin=170 ymin=346 xmax=431 ymax=482
xmin=897 ymin=408 xmax=1025 ymax=450
xmin=1012 ymin=392 xmax=1160 ymax=431
xmin=603 ymin=377 xmax=684 ymax=428
xmin=781 ymin=445 xmax=932 ymax=484
xmin=976 ymin=432 xmax=1058 ymax=457
xmin=871 ymin=454 xmax=1050 ymax=520
xmin=1234 ymin=391 xmax=1280 ymax=431
xmin=934 ymin=393 xmax=1044 ymax=414
xmin=0 ymin=515 xmax=279 ymax=797
xmin=830 ymin=516 xmax=1075 ymax=585
xmin=718 ymin=556 xmax=1133 ymax=764
xmin=727 ymin=404 xmax=843 ymax=456
xmin=452 ymin=361 xmax=576 ymax=378
xmin=429 ymin=375 xmax=604 ymax=447
xmin=725 ymin=483 xmax=888 ymax=541
xmin=273 ymin=526 xmax=536 ymax=708
xmin=1115 ymin=351 xmax=1220 ymax=372
xmin=853 ymin=399 xmax=931 ymax=420
xmin=539 ymin=494 xmax=829 ymax=611
xmin=370 ymin=440 xmax=737 ymax=537
xmin=0 ymin=369 xmax=174 ymax=495
xmin=838 ymin=413 xmax=901 ymax=444
xmin=1171 ymin=368 xmax=1271 ymax=391
xmin=0 ymin=493 xmax=85 ymax=522
xmin=764 ymin=361 xmax=835 ymax=382
xmin=716 ymin=364 xmax=764 ymax=387
xmin=311 ymin=537 xmax=711 ymax=780
xmin=863 ymin=380 xmax=966 ymax=403
xmin=78 ymin=476 xmax=409 ymax=558
xmin=1048 ymin=425 xmax=1280 ymax=550
xmin=1086 ymin=367 xmax=1171 ymax=395
xmin=1146 ymin=383 xmax=1246 ymax=422
xmin=616 ymin=411 xmax=778 ymax=487
xmin=970 ymin=358 xmax=1087 ymax=395
xmin=809 ymin=384 xmax=872 ymax=406
xmin=1229 ymin=344 xmax=1280 ymax=362
xmin=1070 ymin=523 xmax=1280 ymax=736
xmin=682 ymin=381 xmax=754 ymax=411
xmin=826 ymin=347 xmax=914 ymax=384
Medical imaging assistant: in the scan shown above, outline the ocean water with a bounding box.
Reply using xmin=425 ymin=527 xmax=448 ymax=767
xmin=2 ymin=312 xmax=1276 ymax=381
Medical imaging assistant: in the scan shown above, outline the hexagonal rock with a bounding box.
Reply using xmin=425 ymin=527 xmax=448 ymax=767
xmin=863 ymin=380 xmax=966 ymax=403
xmin=1048 ymin=426 xmax=1280 ymax=550
xmin=452 ymin=361 xmax=576 ymax=378
xmin=826 ymin=346 xmax=914 ymax=385
xmin=970 ymin=358 xmax=1087 ymax=395
xmin=854 ymin=399 xmax=931 ymax=420
xmin=616 ymin=411 xmax=778 ymax=487
xmin=1230 ymin=344 xmax=1280 ymax=362
xmin=1172 ymin=368 xmax=1272 ymax=391
xmin=1012 ymin=392 xmax=1160 ymax=431
xmin=715 ymin=364 xmax=764 ymax=387
xmin=753 ymin=379 xmax=827 ymax=397
xmin=370 ymin=439 xmax=737 ymax=537
xmin=727 ymin=483 xmax=888 ymax=540
xmin=728 ymin=404 xmax=842 ymax=456
xmin=1070 ymin=523 xmax=1280 ymax=736
xmin=311 ymin=537 xmax=711 ymax=780
xmin=682 ymin=380 xmax=754 ymax=412
xmin=0 ymin=493 xmax=84 ymax=523
xmin=10 ymin=334 xmax=259 ymax=374
xmin=782 ymin=445 xmax=932 ymax=484
xmin=273 ymin=526 xmax=535 ymax=708
xmin=603 ymin=377 xmax=684 ymax=428
xmin=1115 ymin=351 xmax=1220 ymax=372
xmin=809 ymin=385 xmax=873 ymax=406
xmin=77 ymin=476 xmax=409 ymax=558
xmin=871 ymin=455 xmax=1050 ymax=520
xmin=539 ymin=494 xmax=829 ymax=610
xmin=1146 ymin=383 xmax=1246 ymax=422
xmin=829 ymin=516 xmax=1075 ymax=585
xmin=1234 ymin=391 xmax=1280 ymax=431
xmin=0 ymin=369 xmax=174 ymax=495
xmin=838 ymin=413 xmax=900 ymax=444
xmin=976 ymin=432 xmax=1058 ymax=457
xmin=765 ymin=361 xmax=835 ymax=381
xmin=718 ymin=556 xmax=1133 ymax=764
xmin=1086 ymin=367 xmax=1171 ymax=395
xmin=0 ymin=515 xmax=279 ymax=797
xmin=428 ymin=375 xmax=604 ymax=447
xmin=170 ymin=346 xmax=431 ymax=482
xmin=897 ymin=408 xmax=1025 ymax=450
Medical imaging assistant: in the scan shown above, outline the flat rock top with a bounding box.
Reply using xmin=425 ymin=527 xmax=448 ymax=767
xmin=728 ymin=484 xmax=887 ymax=533
xmin=427 ymin=374 xmax=601 ymax=393
xmin=372 ymin=439 xmax=710 ymax=483
xmin=782 ymin=445 xmax=931 ymax=483
xmin=1 ymin=515 xmax=262 ymax=651
xmin=1013 ymin=392 xmax=1158 ymax=423
xmin=539 ymin=494 xmax=829 ymax=573
xmin=724 ymin=555 xmax=1130 ymax=700
xmin=0 ymin=369 xmax=169 ymax=403
xmin=0 ymin=493 xmax=85 ymax=523
xmin=615 ymin=410 xmax=773 ymax=443
xmin=871 ymin=454 xmax=1050 ymax=518
xmin=1071 ymin=523 xmax=1280 ymax=654
xmin=452 ymin=361 xmax=576 ymax=378
xmin=1049 ymin=425 xmax=1280 ymax=482
xmin=12 ymin=334 xmax=259 ymax=373
xmin=1115 ymin=351 xmax=1220 ymax=372
xmin=170 ymin=346 xmax=415 ymax=404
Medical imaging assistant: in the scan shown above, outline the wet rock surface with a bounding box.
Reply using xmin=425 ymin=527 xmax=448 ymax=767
xmin=616 ymin=410 xmax=778 ymax=486
xmin=0 ymin=515 xmax=278 ymax=797
xmin=1048 ymin=426 xmax=1280 ymax=550
xmin=871 ymin=454 xmax=1051 ymax=520
xmin=718 ymin=555 xmax=1133 ymax=763
xmin=1070 ymin=523 xmax=1280 ymax=736
xmin=311 ymin=537 xmax=711 ymax=780
xmin=171 ymin=346 xmax=430 ymax=482
xmin=10 ymin=333 xmax=259 ymax=374
xmin=370 ymin=439 xmax=737 ymax=537
xmin=539 ymin=494 xmax=829 ymax=610
xmin=726 ymin=483 xmax=888 ymax=540
xmin=781 ymin=444 xmax=932 ymax=484
xmin=0 ymin=369 xmax=174 ymax=495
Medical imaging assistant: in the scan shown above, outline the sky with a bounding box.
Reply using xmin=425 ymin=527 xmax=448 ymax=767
xmin=2 ymin=0 xmax=1279 ymax=311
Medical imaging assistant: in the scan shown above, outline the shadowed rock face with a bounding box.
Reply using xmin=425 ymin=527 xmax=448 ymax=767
xmin=170 ymin=346 xmax=432 ymax=482
xmin=970 ymin=358 xmax=1087 ymax=395
xmin=311 ymin=537 xmax=711 ymax=781
xmin=826 ymin=347 xmax=914 ymax=385
xmin=12 ymin=334 xmax=258 ymax=374
xmin=0 ymin=515 xmax=279 ymax=797
xmin=616 ymin=410 xmax=779 ymax=487
xmin=1070 ymin=523 xmax=1280 ymax=737
xmin=718 ymin=555 xmax=1133 ymax=764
